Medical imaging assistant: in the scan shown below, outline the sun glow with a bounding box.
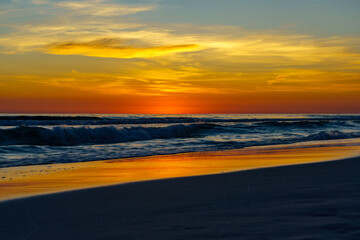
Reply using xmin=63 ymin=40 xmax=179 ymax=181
xmin=139 ymin=100 xmax=189 ymax=114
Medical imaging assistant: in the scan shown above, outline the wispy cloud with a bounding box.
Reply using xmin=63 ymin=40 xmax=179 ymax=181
xmin=0 ymin=20 xmax=142 ymax=53
xmin=44 ymin=38 xmax=200 ymax=58
xmin=57 ymin=0 xmax=154 ymax=16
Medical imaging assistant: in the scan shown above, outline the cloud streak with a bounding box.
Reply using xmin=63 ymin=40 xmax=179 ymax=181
xmin=57 ymin=0 xmax=154 ymax=16
xmin=44 ymin=38 xmax=200 ymax=58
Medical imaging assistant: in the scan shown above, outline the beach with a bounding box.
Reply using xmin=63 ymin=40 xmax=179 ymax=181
xmin=2 ymin=0 xmax=360 ymax=238
xmin=1 ymin=145 xmax=360 ymax=239
xmin=1 ymin=114 xmax=360 ymax=239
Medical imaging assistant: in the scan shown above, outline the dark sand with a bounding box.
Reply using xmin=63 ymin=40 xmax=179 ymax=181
xmin=1 ymin=156 xmax=360 ymax=239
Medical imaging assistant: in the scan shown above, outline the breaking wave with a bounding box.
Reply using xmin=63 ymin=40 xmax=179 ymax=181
xmin=0 ymin=123 xmax=215 ymax=146
xmin=307 ymin=130 xmax=360 ymax=140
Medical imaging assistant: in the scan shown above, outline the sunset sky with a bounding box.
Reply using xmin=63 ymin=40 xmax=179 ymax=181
xmin=0 ymin=0 xmax=359 ymax=114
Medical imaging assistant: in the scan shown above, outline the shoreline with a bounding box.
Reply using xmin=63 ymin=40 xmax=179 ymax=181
xmin=1 ymin=153 xmax=360 ymax=239
xmin=1 ymin=141 xmax=360 ymax=201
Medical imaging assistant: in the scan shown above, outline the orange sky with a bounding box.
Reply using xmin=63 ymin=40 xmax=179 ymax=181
xmin=0 ymin=0 xmax=359 ymax=114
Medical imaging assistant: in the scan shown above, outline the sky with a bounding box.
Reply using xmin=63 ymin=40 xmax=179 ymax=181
xmin=0 ymin=0 xmax=359 ymax=114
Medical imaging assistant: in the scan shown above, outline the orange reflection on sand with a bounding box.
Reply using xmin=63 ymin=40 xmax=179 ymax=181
xmin=0 ymin=145 xmax=359 ymax=201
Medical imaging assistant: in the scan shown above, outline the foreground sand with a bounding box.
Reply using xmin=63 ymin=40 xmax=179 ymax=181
xmin=1 ymin=153 xmax=360 ymax=239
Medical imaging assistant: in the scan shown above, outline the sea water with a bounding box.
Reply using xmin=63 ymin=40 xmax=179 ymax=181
xmin=0 ymin=114 xmax=359 ymax=168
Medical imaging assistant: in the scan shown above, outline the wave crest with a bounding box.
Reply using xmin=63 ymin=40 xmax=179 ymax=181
xmin=307 ymin=130 xmax=360 ymax=140
xmin=0 ymin=123 xmax=213 ymax=146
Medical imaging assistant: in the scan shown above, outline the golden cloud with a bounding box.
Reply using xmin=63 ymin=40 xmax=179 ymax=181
xmin=44 ymin=38 xmax=201 ymax=59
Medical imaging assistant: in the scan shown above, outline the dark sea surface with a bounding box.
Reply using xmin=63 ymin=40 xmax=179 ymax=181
xmin=0 ymin=114 xmax=359 ymax=168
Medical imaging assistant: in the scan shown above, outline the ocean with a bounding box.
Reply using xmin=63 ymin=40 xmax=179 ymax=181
xmin=0 ymin=114 xmax=359 ymax=168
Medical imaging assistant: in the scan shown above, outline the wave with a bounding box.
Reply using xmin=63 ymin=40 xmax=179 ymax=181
xmin=0 ymin=123 xmax=215 ymax=146
xmin=1 ymin=114 xmax=360 ymax=126
xmin=0 ymin=116 xmax=101 ymax=121
xmin=307 ymin=130 xmax=360 ymax=140
xmin=0 ymin=116 xmax=203 ymax=126
xmin=1 ymin=120 xmax=359 ymax=148
xmin=1 ymin=128 xmax=359 ymax=168
xmin=255 ymin=120 xmax=331 ymax=128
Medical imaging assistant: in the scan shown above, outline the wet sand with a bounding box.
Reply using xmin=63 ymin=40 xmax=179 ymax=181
xmin=1 ymin=144 xmax=359 ymax=201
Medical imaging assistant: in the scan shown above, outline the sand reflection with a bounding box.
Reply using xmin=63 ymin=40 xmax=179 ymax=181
xmin=1 ymin=143 xmax=359 ymax=201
